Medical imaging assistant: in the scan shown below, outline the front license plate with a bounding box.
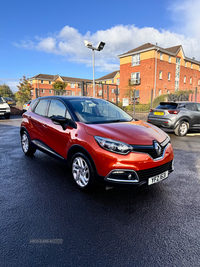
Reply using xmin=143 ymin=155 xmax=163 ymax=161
xmin=148 ymin=171 xmax=168 ymax=185
xmin=154 ymin=111 xmax=164 ymax=116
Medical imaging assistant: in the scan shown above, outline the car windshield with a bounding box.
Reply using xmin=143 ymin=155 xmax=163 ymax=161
xmin=68 ymin=99 xmax=132 ymax=124
xmin=0 ymin=97 xmax=5 ymax=104
xmin=156 ymin=102 xmax=178 ymax=110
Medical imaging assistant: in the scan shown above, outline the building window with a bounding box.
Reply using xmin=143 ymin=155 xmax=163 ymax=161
xmin=168 ymin=72 xmax=171 ymax=80
xmin=131 ymin=72 xmax=140 ymax=84
xmin=112 ymin=79 xmax=114 ymax=84
xmin=176 ymin=57 xmax=180 ymax=64
xmin=160 ymin=53 xmax=163 ymax=60
xmin=159 ymin=71 xmax=162 ymax=79
xmin=112 ymin=89 xmax=115 ymax=93
xmin=42 ymin=89 xmax=44 ymax=93
xmin=190 ymin=77 xmax=192 ymax=84
xmin=132 ymin=53 xmax=140 ymax=66
xmin=41 ymin=80 xmax=44 ymax=84
xmin=198 ymin=80 xmax=200 ymax=86
xmin=49 ymin=90 xmax=52 ymax=94
xmin=49 ymin=81 xmax=51 ymax=85
xmin=191 ymin=63 xmax=193 ymax=69
xmin=185 ymin=61 xmax=187 ymax=67
xmin=71 ymin=91 xmax=75 ymax=96
xmin=30 ymin=80 xmax=33 ymax=85
xmin=167 ymin=90 xmax=170 ymax=94
xmin=158 ymin=89 xmax=162 ymax=96
xmin=98 ymin=90 xmax=102 ymax=96
xmin=116 ymin=78 xmax=120 ymax=85
xmin=78 ymin=92 xmax=81 ymax=96
xmin=71 ymin=83 xmax=75 ymax=88
xmin=168 ymin=56 xmax=171 ymax=63
xmin=184 ymin=76 xmax=186 ymax=84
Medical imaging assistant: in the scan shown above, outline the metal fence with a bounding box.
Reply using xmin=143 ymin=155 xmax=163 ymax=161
xmin=32 ymin=85 xmax=200 ymax=122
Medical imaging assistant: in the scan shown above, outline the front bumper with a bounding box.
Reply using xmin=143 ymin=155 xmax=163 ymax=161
xmin=93 ymin=142 xmax=174 ymax=186
xmin=102 ymin=159 xmax=174 ymax=187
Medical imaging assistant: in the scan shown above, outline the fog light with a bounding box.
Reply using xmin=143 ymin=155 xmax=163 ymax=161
xmin=106 ymin=170 xmax=139 ymax=183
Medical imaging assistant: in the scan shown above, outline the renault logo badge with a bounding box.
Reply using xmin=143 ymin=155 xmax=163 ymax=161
xmin=154 ymin=141 xmax=162 ymax=156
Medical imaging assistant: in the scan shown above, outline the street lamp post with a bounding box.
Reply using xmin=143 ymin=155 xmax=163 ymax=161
xmin=84 ymin=40 xmax=105 ymax=97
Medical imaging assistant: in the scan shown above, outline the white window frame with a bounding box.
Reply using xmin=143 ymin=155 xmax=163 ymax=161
xmin=184 ymin=76 xmax=186 ymax=84
xmin=185 ymin=61 xmax=187 ymax=67
xmin=190 ymin=77 xmax=192 ymax=85
xmin=160 ymin=53 xmax=163 ymax=60
xmin=158 ymin=89 xmax=162 ymax=96
xmin=132 ymin=53 xmax=140 ymax=66
xmin=191 ymin=63 xmax=193 ymax=69
xmin=71 ymin=83 xmax=75 ymax=88
xmin=198 ymin=80 xmax=200 ymax=86
xmin=131 ymin=72 xmax=140 ymax=84
xmin=168 ymin=56 xmax=171 ymax=63
xmin=41 ymin=80 xmax=44 ymax=84
xmin=168 ymin=72 xmax=171 ymax=80
xmin=159 ymin=71 xmax=162 ymax=79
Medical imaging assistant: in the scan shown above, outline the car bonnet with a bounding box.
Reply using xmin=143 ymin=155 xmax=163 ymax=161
xmin=84 ymin=120 xmax=167 ymax=145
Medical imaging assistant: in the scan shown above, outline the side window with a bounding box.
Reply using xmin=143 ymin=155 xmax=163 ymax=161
xmin=48 ymin=100 xmax=67 ymax=118
xmin=34 ymin=99 xmax=49 ymax=116
xmin=196 ymin=103 xmax=200 ymax=111
xmin=186 ymin=103 xmax=197 ymax=111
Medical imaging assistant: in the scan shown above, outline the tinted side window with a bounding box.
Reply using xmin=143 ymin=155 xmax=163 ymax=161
xmin=34 ymin=99 xmax=49 ymax=116
xmin=185 ymin=103 xmax=197 ymax=111
xmin=196 ymin=103 xmax=200 ymax=111
xmin=48 ymin=100 xmax=66 ymax=118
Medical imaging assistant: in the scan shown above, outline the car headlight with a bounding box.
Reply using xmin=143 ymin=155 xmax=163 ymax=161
xmin=94 ymin=136 xmax=132 ymax=155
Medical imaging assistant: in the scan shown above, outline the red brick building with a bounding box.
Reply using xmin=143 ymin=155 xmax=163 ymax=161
xmin=118 ymin=43 xmax=200 ymax=103
xmin=28 ymin=43 xmax=200 ymax=104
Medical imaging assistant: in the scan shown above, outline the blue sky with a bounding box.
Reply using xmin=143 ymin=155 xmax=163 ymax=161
xmin=0 ymin=0 xmax=200 ymax=92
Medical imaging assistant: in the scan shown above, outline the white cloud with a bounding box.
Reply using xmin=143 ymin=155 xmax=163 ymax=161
xmin=14 ymin=0 xmax=200 ymax=72
xmin=0 ymin=79 xmax=19 ymax=93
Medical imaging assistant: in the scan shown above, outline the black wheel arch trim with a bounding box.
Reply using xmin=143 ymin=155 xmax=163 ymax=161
xmin=174 ymin=117 xmax=191 ymax=129
xmin=67 ymin=144 xmax=97 ymax=173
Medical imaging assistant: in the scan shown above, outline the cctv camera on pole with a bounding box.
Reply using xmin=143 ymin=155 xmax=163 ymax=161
xmin=84 ymin=40 xmax=106 ymax=97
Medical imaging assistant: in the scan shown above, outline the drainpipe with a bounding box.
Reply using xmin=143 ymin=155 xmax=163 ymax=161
xmin=154 ymin=44 xmax=159 ymax=99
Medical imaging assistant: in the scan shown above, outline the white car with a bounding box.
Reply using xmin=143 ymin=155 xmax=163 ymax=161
xmin=0 ymin=96 xmax=11 ymax=119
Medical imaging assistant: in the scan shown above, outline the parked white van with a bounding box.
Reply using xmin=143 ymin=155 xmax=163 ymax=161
xmin=0 ymin=96 xmax=11 ymax=119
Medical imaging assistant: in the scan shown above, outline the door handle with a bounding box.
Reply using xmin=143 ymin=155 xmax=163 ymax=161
xmin=42 ymin=124 xmax=47 ymax=128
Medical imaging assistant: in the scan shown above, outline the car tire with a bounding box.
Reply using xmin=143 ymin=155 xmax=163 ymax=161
xmin=4 ymin=114 xmax=10 ymax=119
xmin=21 ymin=131 xmax=36 ymax=156
xmin=174 ymin=121 xmax=188 ymax=136
xmin=71 ymin=152 xmax=95 ymax=191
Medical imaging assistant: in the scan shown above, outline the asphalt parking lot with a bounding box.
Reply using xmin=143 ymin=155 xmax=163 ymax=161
xmin=1 ymin=115 xmax=200 ymax=267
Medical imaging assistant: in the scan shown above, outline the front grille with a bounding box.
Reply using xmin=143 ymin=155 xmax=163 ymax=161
xmin=137 ymin=160 xmax=173 ymax=181
xmin=131 ymin=136 xmax=170 ymax=159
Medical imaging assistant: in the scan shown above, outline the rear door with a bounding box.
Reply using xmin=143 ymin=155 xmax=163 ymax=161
xmin=29 ymin=99 xmax=50 ymax=143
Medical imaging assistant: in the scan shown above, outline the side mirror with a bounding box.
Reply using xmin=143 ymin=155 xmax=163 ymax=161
xmin=51 ymin=116 xmax=77 ymax=130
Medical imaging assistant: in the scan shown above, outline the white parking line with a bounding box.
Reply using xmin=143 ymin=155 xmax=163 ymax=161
xmin=187 ymin=133 xmax=200 ymax=136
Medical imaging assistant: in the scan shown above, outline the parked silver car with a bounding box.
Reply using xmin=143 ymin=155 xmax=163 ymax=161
xmin=23 ymin=101 xmax=32 ymax=112
xmin=147 ymin=101 xmax=200 ymax=136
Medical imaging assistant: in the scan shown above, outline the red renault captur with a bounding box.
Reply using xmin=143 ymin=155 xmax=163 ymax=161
xmin=20 ymin=96 xmax=174 ymax=191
